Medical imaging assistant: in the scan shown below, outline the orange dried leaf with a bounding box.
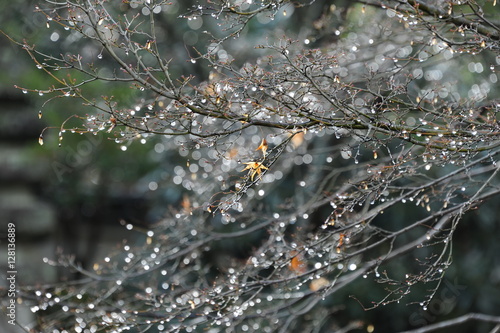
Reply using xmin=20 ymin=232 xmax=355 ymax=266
xmin=336 ymin=233 xmax=348 ymax=253
xmin=202 ymin=83 xmax=217 ymax=97
xmin=108 ymin=117 xmax=117 ymax=133
xmin=290 ymin=252 xmax=307 ymax=274
xmin=241 ymin=161 xmax=268 ymax=181
xmin=291 ymin=132 xmax=304 ymax=148
xmin=256 ymin=138 xmax=268 ymax=156
xmin=310 ymin=277 xmax=330 ymax=291
xmin=181 ymin=194 xmax=192 ymax=215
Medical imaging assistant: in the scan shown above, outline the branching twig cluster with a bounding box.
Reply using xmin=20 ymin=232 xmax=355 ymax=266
xmin=2 ymin=0 xmax=500 ymax=332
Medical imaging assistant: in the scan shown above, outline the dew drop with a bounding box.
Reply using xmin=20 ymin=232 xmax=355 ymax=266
xmin=222 ymin=213 xmax=231 ymax=224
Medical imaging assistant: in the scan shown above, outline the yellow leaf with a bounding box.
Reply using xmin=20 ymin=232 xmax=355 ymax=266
xmin=241 ymin=161 xmax=268 ymax=181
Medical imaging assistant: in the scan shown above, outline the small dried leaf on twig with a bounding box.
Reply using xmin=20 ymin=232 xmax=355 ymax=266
xmin=241 ymin=161 xmax=268 ymax=181
xmin=256 ymin=138 xmax=268 ymax=156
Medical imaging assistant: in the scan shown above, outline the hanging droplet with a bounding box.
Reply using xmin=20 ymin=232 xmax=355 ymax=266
xmin=22 ymin=89 xmax=28 ymax=94
xmin=38 ymin=135 xmax=44 ymax=146
xmin=38 ymin=110 xmax=43 ymax=119
xmin=97 ymin=53 xmax=103 ymax=59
